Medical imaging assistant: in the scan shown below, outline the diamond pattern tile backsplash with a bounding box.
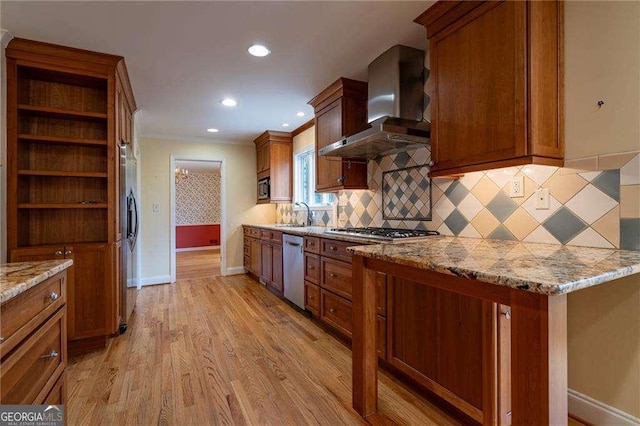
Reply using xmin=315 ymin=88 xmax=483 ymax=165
xmin=331 ymin=147 xmax=639 ymax=250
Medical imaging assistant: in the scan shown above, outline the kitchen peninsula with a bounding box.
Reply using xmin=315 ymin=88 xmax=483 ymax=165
xmin=1 ymin=259 xmax=73 ymax=406
xmin=349 ymin=238 xmax=640 ymax=425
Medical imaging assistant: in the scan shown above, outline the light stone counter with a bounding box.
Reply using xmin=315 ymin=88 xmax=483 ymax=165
xmin=0 ymin=260 xmax=74 ymax=304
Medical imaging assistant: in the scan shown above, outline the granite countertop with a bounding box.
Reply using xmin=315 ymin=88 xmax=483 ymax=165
xmin=348 ymin=236 xmax=640 ymax=296
xmin=244 ymin=224 xmax=378 ymax=245
xmin=0 ymin=260 xmax=74 ymax=304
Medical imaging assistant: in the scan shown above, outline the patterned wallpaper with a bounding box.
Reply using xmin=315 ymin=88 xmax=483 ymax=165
xmin=176 ymin=172 xmax=221 ymax=225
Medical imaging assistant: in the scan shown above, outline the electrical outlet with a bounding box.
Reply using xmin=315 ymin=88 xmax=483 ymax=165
xmin=510 ymin=176 xmax=524 ymax=198
xmin=152 ymin=203 xmax=159 ymax=213
xmin=535 ymin=189 xmax=550 ymax=210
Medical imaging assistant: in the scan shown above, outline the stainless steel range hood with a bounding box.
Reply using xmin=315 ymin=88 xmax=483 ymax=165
xmin=319 ymin=45 xmax=430 ymax=160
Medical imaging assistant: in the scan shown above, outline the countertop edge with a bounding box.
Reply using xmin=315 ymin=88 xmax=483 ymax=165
xmin=243 ymin=224 xmax=378 ymax=245
xmin=0 ymin=259 xmax=74 ymax=304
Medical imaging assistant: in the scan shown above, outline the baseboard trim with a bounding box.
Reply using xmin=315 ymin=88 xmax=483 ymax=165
xmin=176 ymin=246 xmax=220 ymax=252
xmin=569 ymin=389 xmax=640 ymax=426
xmin=140 ymin=275 xmax=172 ymax=286
xmin=225 ymin=266 xmax=247 ymax=276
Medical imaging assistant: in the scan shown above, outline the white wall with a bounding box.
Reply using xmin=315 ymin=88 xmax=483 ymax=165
xmin=139 ymin=136 xmax=275 ymax=282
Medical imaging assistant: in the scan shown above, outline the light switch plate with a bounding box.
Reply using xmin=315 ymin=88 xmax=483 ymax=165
xmin=535 ymin=189 xmax=550 ymax=210
xmin=510 ymin=176 xmax=524 ymax=198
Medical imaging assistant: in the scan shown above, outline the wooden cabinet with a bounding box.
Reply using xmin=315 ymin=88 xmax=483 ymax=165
xmin=253 ymin=131 xmax=292 ymax=204
xmin=308 ymin=78 xmax=369 ymax=192
xmin=0 ymin=269 xmax=68 ymax=406
xmin=6 ymin=38 xmax=136 ymax=355
xmin=259 ymin=229 xmax=284 ymax=294
xmin=415 ymin=1 xmax=564 ymax=177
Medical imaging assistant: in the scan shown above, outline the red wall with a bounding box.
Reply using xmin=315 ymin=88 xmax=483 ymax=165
xmin=176 ymin=224 xmax=220 ymax=248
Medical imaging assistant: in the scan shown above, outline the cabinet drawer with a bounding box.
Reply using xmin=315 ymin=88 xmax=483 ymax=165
xmin=243 ymin=255 xmax=250 ymax=268
xmin=0 ymin=271 xmax=65 ymax=357
xmin=243 ymin=242 xmax=250 ymax=256
xmin=304 ymin=236 xmax=320 ymax=254
xmin=1 ymin=307 xmax=66 ymax=404
xmin=321 ymin=238 xmax=354 ymax=262
xmin=243 ymin=227 xmax=251 ymax=236
xmin=304 ymin=253 xmax=320 ymax=284
xmin=321 ymin=257 xmax=352 ymax=300
xmin=39 ymin=371 xmax=66 ymax=406
xmin=270 ymin=231 xmax=283 ymax=243
xmin=321 ymin=290 xmax=352 ymax=338
xmin=260 ymin=229 xmax=272 ymax=240
xmin=248 ymin=227 xmax=260 ymax=238
xmin=304 ymin=281 xmax=320 ymax=315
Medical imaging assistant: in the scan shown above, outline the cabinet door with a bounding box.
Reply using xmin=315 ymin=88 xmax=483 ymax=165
xmin=250 ymin=238 xmax=261 ymax=275
xmin=261 ymin=241 xmax=272 ymax=284
xmin=67 ymin=243 xmax=112 ymax=341
xmin=315 ymin=100 xmax=344 ymax=191
xmin=271 ymin=243 xmax=283 ymax=293
xmin=430 ymin=1 xmax=527 ymax=171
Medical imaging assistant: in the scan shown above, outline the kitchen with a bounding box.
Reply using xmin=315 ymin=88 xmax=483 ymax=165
xmin=0 ymin=1 xmax=639 ymax=425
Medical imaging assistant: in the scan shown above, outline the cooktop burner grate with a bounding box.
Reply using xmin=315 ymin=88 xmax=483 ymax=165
xmin=325 ymin=227 xmax=439 ymax=241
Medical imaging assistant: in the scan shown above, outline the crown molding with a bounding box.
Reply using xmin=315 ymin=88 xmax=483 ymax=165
xmin=0 ymin=30 xmax=14 ymax=48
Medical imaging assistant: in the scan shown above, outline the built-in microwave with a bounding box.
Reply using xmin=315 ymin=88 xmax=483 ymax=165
xmin=258 ymin=177 xmax=270 ymax=200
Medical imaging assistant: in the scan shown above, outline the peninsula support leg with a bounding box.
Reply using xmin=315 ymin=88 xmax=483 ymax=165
xmin=352 ymin=256 xmax=378 ymax=417
xmin=510 ymin=290 xmax=567 ymax=425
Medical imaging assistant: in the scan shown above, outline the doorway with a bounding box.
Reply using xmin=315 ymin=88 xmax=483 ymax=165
xmin=170 ymin=156 xmax=226 ymax=282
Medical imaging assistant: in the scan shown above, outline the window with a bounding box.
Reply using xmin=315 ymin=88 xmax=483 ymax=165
xmin=294 ymin=148 xmax=333 ymax=207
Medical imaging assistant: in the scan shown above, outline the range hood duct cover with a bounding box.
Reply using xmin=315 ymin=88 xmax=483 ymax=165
xmin=319 ymin=45 xmax=430 ymax=160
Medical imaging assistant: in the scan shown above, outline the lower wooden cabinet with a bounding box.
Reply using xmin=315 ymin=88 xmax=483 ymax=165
xmin=304 ymin=281 xmax=320 ymax=315
xmin=41 ymin=371 xmax=67 ymax=405
xmin=9 ymin=242 xmax=115 ymax=355
xmin=320 ymin=289 xmax=353 ymax=337
xmin=0 ymin=269 xmax=68 ymax=407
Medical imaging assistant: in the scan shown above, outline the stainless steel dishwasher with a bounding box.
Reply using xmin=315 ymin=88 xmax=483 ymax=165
xmin=283 ymin=234 xmax=304 ymax=309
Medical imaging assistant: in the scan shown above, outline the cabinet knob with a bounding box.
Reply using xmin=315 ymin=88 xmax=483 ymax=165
xmin=501 ymin=309 xmax=511 ymax=320
xmin=337 ymin=176 xmax=345 ymax=183
xmin=49 ymin=292 xmax=59 ymax=301
xmin=309 ymin=266 xmax=315 ymax=270
xmin=329 ymin=308 xmax=336 ymax=313
xmin=40 ymin=350 xmax=58 ymax=359
xmin=54 ymin=250 xmax=63 ymax=256
xmin=0 ymin=336 xmax=4 ymax=343
xmin=329 ymin=246 xmax=337 ymax=251
xmin=329 ymin=273 xmax=337 ymax=278
xmin=65 ymin=250 xmax=73 ymax=255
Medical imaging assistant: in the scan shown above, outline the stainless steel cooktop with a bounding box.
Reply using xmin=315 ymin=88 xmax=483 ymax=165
xmin=324 ymin=227 xmax=439 ymax=243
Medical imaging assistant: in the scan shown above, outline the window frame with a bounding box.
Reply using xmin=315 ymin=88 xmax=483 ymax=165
xmin=293 ymin=147 xmax=333 ymax=209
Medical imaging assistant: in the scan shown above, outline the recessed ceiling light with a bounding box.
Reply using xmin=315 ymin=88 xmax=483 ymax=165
xmin=282 ymin=123 xmax=290 ymax=127
xmin=207 ymin=128 xmax=219 ymax=133
xmin=296 ymin=112 xmax=305 ymax=117
xmin=248 ymin=44 xmax=270 ymax=57
xmin=221 ymin=98 xmax=237 ymax=107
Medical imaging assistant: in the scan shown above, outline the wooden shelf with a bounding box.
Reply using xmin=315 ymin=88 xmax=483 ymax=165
xmin=18 ymin=134 xmax=107 ymax=146
xmin=18 ymin=104 xmax=108 ymax=121
xmin=18 ymin=203 xmax=108 ymax=209
xmin=18 ymin=170 xmax=108 ymax=178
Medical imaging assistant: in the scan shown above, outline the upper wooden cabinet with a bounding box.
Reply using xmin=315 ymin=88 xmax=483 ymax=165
xmin=253 ymin=130 xmax=292 ymax=204
xmin=415 ymin=1 xmax=564 ymax=177
xmin=309 ymin=78 xmax=369 ymax=192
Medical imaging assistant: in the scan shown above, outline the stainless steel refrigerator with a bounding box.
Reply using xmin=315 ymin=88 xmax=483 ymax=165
xmin=119 ymin=141 xmax=139 ymax=333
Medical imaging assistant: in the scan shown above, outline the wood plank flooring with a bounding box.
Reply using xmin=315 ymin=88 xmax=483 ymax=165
xmin=176 ymin=249 xmax=221 ymax=280
xmin=67 ymin=273 xmax=462 ymax=425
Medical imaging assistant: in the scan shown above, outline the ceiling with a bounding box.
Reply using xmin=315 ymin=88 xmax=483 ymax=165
xmin=2 ymin=1 xmax=432 ymax=144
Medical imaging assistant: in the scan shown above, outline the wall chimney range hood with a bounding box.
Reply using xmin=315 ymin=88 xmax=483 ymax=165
xmin=319 ymin=45 xmax=430 ymax=160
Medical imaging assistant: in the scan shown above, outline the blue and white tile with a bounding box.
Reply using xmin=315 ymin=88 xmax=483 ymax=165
xmin=577 ymin=171 xmax=602 ymax=182
xmin=621 ymin=154 xmax=640 ymax=185
xmin=522 ymin=193 xmax=562 ymax=223
xmin=542 ymin=206 xmax=589 ymax=244
xmin=565 ymin=185 xmax=618 ymax=224
xmin=433 ymin=177 xmax=454 ymax=192
xmin=433 ymin=196 xmax=455 ymax=222
xmin=486 ymin=167 xmax=520 ymax=189
xmin=457 ymin=193 xmax=484 ymax=221
xmin=458 ymin=224 xmax=482 ymax=238
xmin=568 ymin=228 xmax=614 ymax=249
xmin=460 ymin=171 xmax=484 ymax=191
xmin=522 ymin=165 xmax=558 ymax=186
xmin=437 ymin=222 xmax=454 ymax=236
xmin=523 ymin=226 xmax=561 ymax=245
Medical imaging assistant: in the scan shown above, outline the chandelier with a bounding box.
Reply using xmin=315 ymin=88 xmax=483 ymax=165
xmin=174 ymin=167 xmax=189 ymax=181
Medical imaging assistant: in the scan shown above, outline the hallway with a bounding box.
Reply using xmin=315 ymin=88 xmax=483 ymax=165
xmin=176 ymin=249 xmax=221 ymax=280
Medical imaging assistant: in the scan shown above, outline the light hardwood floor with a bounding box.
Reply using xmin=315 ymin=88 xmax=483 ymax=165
xmin=176 ymin=249 xmax=221 ymax=280
xmin=67 ymin=259 xmax=588 ymax=425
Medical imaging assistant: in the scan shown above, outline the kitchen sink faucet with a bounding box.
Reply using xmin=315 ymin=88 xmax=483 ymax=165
xmin=295 ymin=202 xmax=314 ymax=226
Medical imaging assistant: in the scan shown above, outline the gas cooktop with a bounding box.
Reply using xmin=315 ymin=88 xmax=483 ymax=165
xmin=324 ymin=227 xmax=440 ymax=242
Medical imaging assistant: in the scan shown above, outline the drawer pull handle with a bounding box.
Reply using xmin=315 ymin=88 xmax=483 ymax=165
xmin=40 ymin=350 xmax=58 ymax=359
xmin=309 ymin=266 xmax=315 ymax=270
xmin=0 ymin=336 xmax=4 ymax=342
xmin=54 ymin=250 xmax=63 ymax=256
xmin=501 ymin=310 xmax=511 ymax=320
xmin=329 ymin=308 xmax=336 ymax=313
xmin=49 ymin=292 xmax=59 ymax=301
xmin=308 ymin=242 xmax=315 ymax=246
xmin=329 ymin=273 xmax=337 ymax=278
xmin=329 ymin=246 xmax=337 ymax=251
xmin=65 ymin=250 xmax=73 ymax=255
